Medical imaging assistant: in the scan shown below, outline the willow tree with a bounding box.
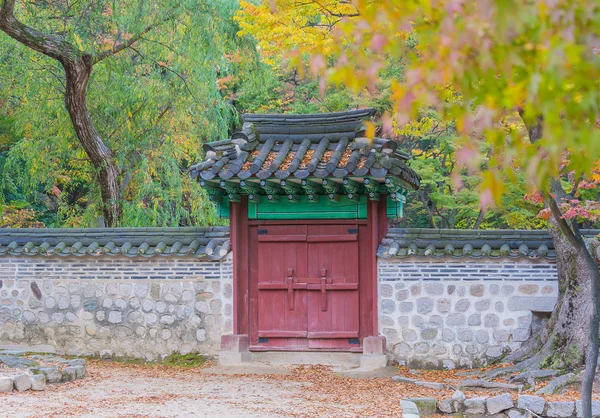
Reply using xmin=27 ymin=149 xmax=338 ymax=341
xmin=0 ymin=0 xmax=250 ymax=227
xmin=238 ymin=0 xmax=600 ymax=415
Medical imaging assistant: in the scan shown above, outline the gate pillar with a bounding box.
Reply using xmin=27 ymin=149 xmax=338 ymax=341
xmin=219 ymin=334 xmax=251 ymax=365
xmin=360 ymin=335 xmax=387 ymax=370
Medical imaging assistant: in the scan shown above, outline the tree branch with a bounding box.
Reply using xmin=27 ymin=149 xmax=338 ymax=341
xmin=544 ymin=180 xmax=587 ymax=250
xmin=93 ymin=11 xmax=177 ymax=63
xmin=0 ymin=0 xmax=70 ymax=61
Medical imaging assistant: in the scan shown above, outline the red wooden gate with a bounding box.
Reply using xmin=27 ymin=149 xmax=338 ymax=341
xmin=251 ymin=224 xmax=360 ymax=350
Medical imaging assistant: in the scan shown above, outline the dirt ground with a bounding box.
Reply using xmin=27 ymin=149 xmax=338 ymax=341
xmin=0 ymin=361 xmax=417 ymax=418
xmin=2 ymin=360 xmax=594 ymax=418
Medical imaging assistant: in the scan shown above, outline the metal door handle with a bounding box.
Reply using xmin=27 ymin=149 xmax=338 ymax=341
xmin=287 ymin=268 xmax=294 ymax=310
xmin=320 ymin=268 xmax=327 ymax=311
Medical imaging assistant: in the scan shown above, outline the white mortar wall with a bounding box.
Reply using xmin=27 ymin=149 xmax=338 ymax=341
xmin=378 ymin=258 xmax=558 ymax=368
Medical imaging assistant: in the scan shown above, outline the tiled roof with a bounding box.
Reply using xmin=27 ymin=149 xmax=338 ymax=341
xmin=378 ymin=228 xmax=600 ymax=260
xmin=189 ymin=109 xmax=420 ymax=201
xmin=2 ymin=227 xmax=595 ymax=261
xmin=0 ymin=227 xmax=230 ymax=260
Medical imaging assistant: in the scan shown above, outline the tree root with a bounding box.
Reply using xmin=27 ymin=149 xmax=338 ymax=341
xmin=509 ymin=369 xmax=560 ymax=383
xmin=484 ymin=350 xmax=547 ymax=380
xmin=455 ymin=379 xmax=523 ymax=392
xmin=534 ymin=372 xmax=579 ymax=395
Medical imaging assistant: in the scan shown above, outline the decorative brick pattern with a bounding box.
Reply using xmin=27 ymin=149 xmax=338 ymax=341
xmin=0 ymin=256 xmax=233 ymax=360
xmin=378 ymin=258 xmax=558 ymax=369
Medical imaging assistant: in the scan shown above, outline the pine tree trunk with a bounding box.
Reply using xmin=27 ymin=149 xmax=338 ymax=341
xmin=62 ymin=55 xmax=121 ymax=227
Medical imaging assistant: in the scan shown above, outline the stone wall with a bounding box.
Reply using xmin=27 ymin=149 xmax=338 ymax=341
xmin=0 ymin=256 xmax=232 ymax=360
xmin=378 ymin=258 xmax=558 ymax=369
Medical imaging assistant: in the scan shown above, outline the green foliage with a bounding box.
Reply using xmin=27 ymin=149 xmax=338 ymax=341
xmin=162 ymin=352 xmax=207 ymax=368
xmin=0 ymin=0 xmax=262 ymax=227
xmin=0 ymin=0 xmax=587 ymax=230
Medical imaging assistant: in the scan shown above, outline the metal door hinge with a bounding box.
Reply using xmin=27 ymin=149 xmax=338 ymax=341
xmin=258 ymin=229 xmax=269 ymax=235
xmin=347 ymin=228 xmax=358 ymax=234
xmin=258 ymin=337 xmax=269 ymax=343
xmin=348 ymin=338 xmax=360 ymax=345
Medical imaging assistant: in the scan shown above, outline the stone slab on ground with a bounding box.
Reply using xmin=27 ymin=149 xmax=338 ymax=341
xmin=547 ymin=401 xmax=575 ymax=418
xmin=437 ymin=398 xmax=453 ymax=414
xmin=0 ymin=350 xmax=86 ymax=391
xmin=517 ymin=394 xmax=546 ymax=415
xmin=30 ymin=374 xmax=46 ymax=391
xmin=392 ymin=375 xmax=444 ymax=390
xmin=13 ymin=374 xmax=31 ymax=391
xmin=487 ymin=393 xmax=514 ymax=415
xmin=463 ymin=396 xmax=488 ymax=415
xmin=0 ymin=376 xmax=12 ymax=392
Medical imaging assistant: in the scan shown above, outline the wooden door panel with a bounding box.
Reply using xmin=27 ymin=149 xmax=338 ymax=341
xmin=252 ymin=223 xmax=362 ymax=351
xmin=256 ymin=225 xmax=308 ymax=348
xmin=306 ymin=225 xmax=360 ymax=349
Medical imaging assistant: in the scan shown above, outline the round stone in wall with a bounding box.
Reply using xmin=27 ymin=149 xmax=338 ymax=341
xmin=421 ymin=328 xmax=438 ymax=340
xmin=155 ymin=301 xmax=167 ymax=313
xmin=442 ymin=329 xmax=455 ymax=342
xmin=469 ymin=284 xmax=484 ymax=297
xmin=395 ymin=289 xmax=409 ymax=301
xmin=393 ymin=342 xmax=411 ymax=357
xmin=458 ymin=328 xmax=473 ymax=342
xmin=416 ymin=297 xmax=434 ymax=314
xmin=455 ymin=299 xmax=470 ymax=312
xmin=474 ymin=299 xmax=490 ymax=311
xmin=432 ymin=343 xmax=447 ymax=355
xmin=160 ymin=329 xmax=172 ymax=340
xmin=44 ymin=296 xmax=56 ymax=309
xmin=380 ymin=284 xmax=393 ymax=298
xmin=428 ymin=315 xmax=443 ymax=327
xmin=108 ymin=311 xmax=122 ymax=324
xmin=119 ymin=283 xmax=132 ymax=297
xmin=399 ymin=302 xmax=413 ymax=313
xmin=467 ymin=314 xmax=481 ymax=326
xmin=437 ymin=298 xmax=451 ymax=313
xmin=446 ymin=313 xmax=466 ymax=326
xmin=129 ymin=297 xmax=140 ymax=309
xmin=381 ymin=316 xmax=394 ymax=326
xmin=489 ymin=284 xmax=500 ymax=295
xmin=486 ymin=346 xmax=503 ymax=357
xmin=381 ymin=299 xmax=395 ymax=314
xmin=411 ymin=315 xmax=425 ymax=328
xmin=464 ymin=344 xmax=478 ymax=355
xmin=181 ymin=290 xmax=194 ymax=302
xmin=410 ymin=284 xmax=421 ymax=296
xmin=424 ymin=282 xmax=444 ymax=295
xmin=134 ymin=284 xmax=149 ymax=298
xmin=402 ymin=329 xmax=418 ymax=342
xmin=165 ymin=294 xmax=178 ymax=304
xmin=22 ymin=311 xmax=36 ymax=324
xmin=114 ymin=298 xmax=127 ymax=310
xmin=484 ymin=313 xmax=500 ymax=327
xmin=414 ymin=342 xmax=429 ymax=354
xmin=195 ymin=301 xmax=209 ymax=313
